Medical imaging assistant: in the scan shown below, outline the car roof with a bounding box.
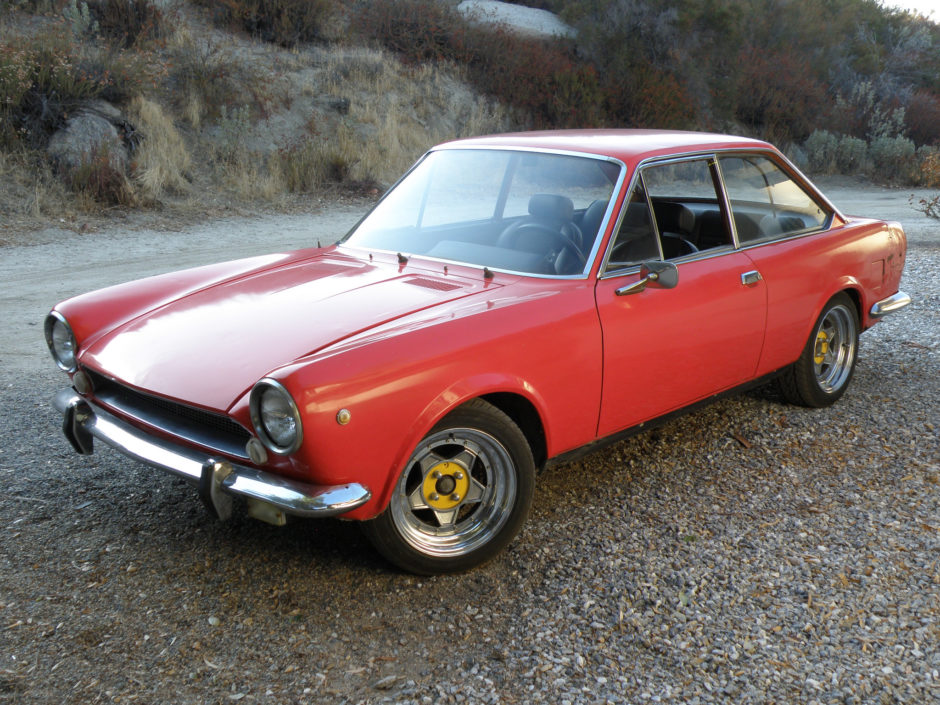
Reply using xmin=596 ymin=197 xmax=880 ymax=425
xmin=437 ymin=129 xmax=775 ymax=164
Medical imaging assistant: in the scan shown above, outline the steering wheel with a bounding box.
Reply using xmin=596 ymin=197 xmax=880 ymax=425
xmin=497 ymin=221 xmax=585 ymax=274
xmin=662 ymin=233 xmax=699 ymax=258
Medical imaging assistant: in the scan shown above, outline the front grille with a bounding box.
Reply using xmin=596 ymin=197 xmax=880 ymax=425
xmin=85 ymin=369 xmax=252 ymax=459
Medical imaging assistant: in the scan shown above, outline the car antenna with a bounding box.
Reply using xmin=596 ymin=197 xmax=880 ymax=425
xmin=397 ymin=252 xmax=408 ymax=265
xmin=483 ymin=267 xmax=494 ymax=280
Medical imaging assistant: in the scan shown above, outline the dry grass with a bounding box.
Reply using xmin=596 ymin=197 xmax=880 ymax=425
xmin=0 ymin=3 xmax=509 ymax=228
xmin=320 ymin=48 xmax=507 ymax=184
xmin=127 ymin=96 xmax=192 ymax=199
xmin=0 ymin=149 xmax=73 ymax=221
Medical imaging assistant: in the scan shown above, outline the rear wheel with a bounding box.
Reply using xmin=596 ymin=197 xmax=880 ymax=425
xmin=779 ymin=292 xmax=859 ymax=407
xmin=362 ymin=399 xmax=535 ymax=574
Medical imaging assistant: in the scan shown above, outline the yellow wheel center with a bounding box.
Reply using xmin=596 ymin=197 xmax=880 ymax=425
xmin=422 ymin=461 xmax=470 ymax=510
xmin=814 ymin=330 xmax=830 ymax=364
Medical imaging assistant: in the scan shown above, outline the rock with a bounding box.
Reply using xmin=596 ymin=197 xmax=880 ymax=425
xmin=457 ymin=1 xmax=576 ymax=40
xmin=46 ymin=100 xmax=133 ymax=176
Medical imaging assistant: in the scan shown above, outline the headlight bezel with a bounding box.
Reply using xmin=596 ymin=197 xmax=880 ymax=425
xmin=249 ymin=378 xmax=303 ymax=456
xmin=44 ymin=311 xmax=78 ymax=373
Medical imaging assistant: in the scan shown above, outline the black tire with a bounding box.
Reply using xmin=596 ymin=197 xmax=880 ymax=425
xmin=362 ymin=399 xmax=535 ymax=575
xmin=779 ymin=292 xmax=859 ymax=407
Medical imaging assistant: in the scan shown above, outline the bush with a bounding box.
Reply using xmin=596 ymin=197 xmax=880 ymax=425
xmin=803 ymin=130 xmax=840 ymax=175
xmin=870 ymin=135 xmax=916 ymax=182
xmin=69 ymin=143 xmax=136 ymax=206
xmin=354 ymin=0 xmax=457 ymax=63
xmin=836 ymin=135 xmax=869 ymax=173
xmin=356 ymin=0 xmax=602 ymax=128
xmin=85 ymin=0 xmax=166 ymax=48
xmin=194 ymin=0 xmax=336 ymax=48
xmin=734 ymin=47 xmax=826 ymax=142
xmin=905 ymin=91 xmax=940 ymax=146
xmin=0 ymin=37 xmax=109 ymax=149
xmin=168 ymin=32 xmax=241 ymax=127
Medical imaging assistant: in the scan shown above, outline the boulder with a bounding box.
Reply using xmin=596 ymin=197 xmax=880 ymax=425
xmin=457 ymin=1 xmax=576 ymax=40
xmin=46 ymin=100 xmax=133 ymax=175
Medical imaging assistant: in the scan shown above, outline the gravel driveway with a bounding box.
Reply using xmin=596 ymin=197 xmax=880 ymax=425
xmin=0 ymin=184 xmax=937 ymax=704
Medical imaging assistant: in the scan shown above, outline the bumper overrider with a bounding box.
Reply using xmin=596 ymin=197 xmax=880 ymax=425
xmin=54 ymin=388 xmax=371 ymax=524
xmin=869 ymin=291 xmax=912 ymax=318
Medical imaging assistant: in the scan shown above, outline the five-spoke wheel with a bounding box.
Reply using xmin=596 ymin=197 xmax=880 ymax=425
xmin=362 ymin=399 xmax=535 ymax=574
xmin=780 ymin=292 xmax=859 ymax=407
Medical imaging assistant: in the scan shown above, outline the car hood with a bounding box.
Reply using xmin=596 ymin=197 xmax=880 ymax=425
xmin=80 ymin=249 xmax=497 ymax=410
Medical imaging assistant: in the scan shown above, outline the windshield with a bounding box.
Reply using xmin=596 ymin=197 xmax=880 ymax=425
xmin=343 ymin=149 xmax=621 ymax=276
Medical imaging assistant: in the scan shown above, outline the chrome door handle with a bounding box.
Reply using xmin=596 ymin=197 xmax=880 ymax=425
xmin=741 ymin=270 xmax=762 ymax=286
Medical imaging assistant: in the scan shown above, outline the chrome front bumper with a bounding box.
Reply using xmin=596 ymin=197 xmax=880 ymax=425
xmin=54 ymin=388 xmax=371 ymax=523
xmin=870 ymin=291 xmax=911 ymax=318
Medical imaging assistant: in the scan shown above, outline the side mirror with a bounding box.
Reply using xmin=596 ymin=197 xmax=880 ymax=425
xmin=615 ymin=261 xmax=679 ymax=296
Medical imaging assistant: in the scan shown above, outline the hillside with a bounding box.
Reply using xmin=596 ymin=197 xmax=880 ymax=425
xmin=1 ymin=0 xmax=938 ymax=236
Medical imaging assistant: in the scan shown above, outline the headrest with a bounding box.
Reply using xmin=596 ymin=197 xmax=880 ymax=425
xmin=529 ymin=194 xmax=574 ymax=222
xmin=676 ymin=205 xmax=695 ymax=234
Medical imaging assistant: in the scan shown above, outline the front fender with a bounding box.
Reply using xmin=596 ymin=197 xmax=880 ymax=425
xmin=266 ymin=279 xmax=603 ymax=520
xmin=365 ymin=372 xmax=553 ymax=519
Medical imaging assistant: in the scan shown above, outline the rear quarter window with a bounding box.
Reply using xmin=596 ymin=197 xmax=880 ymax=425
xmin=720 ymin=155 xmax=830 ymax=243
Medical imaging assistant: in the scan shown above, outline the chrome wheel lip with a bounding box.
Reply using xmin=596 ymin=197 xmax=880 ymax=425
xmin=813 ymin=304 xmax=857 ymax=394
xmin=389 ymin=427 xmax=517 ymax=558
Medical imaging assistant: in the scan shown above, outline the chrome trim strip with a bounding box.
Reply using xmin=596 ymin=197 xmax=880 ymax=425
xmin=343 ymin=145 xmax=627 ymax=280
xmin=870 ymin=291 xmax=911 ymax=318
xmin=54 ymin=389 xmax=371 ymax=519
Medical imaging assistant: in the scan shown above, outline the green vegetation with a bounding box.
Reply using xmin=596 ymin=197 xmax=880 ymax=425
xmin=0 ymin=0 xmax=937 ymax=219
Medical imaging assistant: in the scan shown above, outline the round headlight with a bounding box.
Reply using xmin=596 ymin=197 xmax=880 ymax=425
xmin=250 ymin=379 xmax=303 ymax=455
xmin=44 ymin=311 xmax=78 ymax=372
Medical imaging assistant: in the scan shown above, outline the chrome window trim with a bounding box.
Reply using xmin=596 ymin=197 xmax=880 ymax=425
xmin=714 ymin=151 xmax=837 ymax=247
xmin=342 ymin=145 xmax=628 ymax=281
xmin=599 ymin=147 xmax=841 ymax=279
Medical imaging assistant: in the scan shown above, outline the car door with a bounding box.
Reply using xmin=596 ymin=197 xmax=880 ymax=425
xmin=594 ymin=156 xmax=768 ymax=437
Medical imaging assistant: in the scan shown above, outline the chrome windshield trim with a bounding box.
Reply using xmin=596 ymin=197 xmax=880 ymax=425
xmin=870 ymin=291 xmax=912 ymax=318
xmin=54 ymin=389 xmax=371 ymax=519
xmin=342 ymin=146 xmax=627 ymax=280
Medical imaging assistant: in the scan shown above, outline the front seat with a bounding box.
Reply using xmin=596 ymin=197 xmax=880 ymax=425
xmin=496 ymin=194 xmax=583 ymax=254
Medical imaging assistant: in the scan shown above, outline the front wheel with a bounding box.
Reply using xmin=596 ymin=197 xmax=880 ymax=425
xmin=779 ymin=292 xmax=859 ymax=407
xmin=362 ymin=399 xmax=535 ymax=574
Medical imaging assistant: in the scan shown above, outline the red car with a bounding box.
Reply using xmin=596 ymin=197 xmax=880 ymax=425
xmin=46 ymin=130 xmax=910 ymax=573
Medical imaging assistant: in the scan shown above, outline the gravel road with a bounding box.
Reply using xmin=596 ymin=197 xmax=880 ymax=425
xmin=0 ymin=184 xmax=937 ymax=704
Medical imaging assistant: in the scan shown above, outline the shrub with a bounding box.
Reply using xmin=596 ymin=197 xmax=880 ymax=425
xmin=905 ymin=91 xmax=940 ymax=146
xmin=0 ymin=37 xmax=108 ymax=149
xmin=62 ymin=0 xmax=99 ymax=40
xmin=803 ymin=130 xmax=840 ymax=175
xmin=356 ymin=0 xmax=602 ymax=128
xmin=168 ymin=31 xmax=241 ymax=127
xmin=734 ymin=47 xmax=826 ymax=143
xmin=353 ymin=0 xmax=457 ymax=63
xmin=69 ymin=143 xmax=136 ymax=206
xmin=917 ymin=148 xmax=940 ymax=188
xmin=194 ymin=0 xmax=336 ymax=48
xmin=836 ymin=135 xmax=869 ymax=173
xmin=870 ymin=135 xmax=916 ymax=182
xmin=85 ymin=0 xmax=166 ymax=48
xmin=213 ymin=104 xmax=253 ymax=165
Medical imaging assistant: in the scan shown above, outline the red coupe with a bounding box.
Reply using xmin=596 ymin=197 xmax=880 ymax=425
xmin=46 ymin=130 xmax=910 ymax=573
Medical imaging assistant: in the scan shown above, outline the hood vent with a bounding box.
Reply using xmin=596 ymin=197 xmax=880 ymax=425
xmin=404 ymin=276 xmax=462 ymax=292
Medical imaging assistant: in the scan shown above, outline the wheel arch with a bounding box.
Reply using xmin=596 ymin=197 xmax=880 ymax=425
xmin=481 ymin=392 xmax=548 ymax=470
xmin=840 ymin=286 xmax=862 ymax=323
